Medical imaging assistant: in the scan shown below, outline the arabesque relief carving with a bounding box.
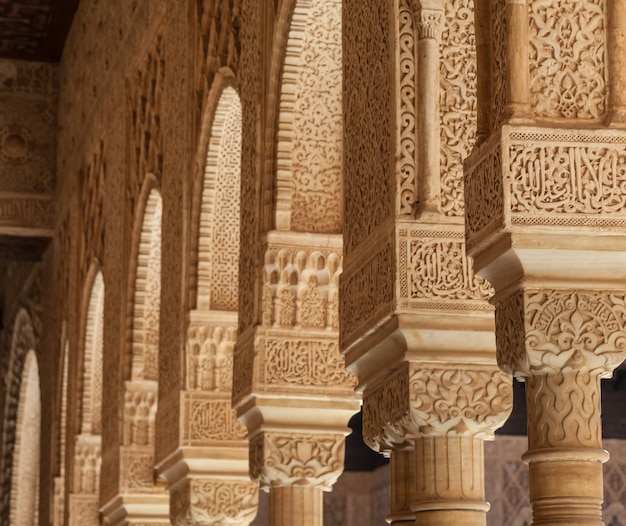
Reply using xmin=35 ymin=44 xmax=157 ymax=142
xmin=363 ymin=363 xmax=512 ymax=452
xmin=440 ymin=0 xmax=476 ymax=216
xmin=529 ymin=0 xmax=606 ymax=120
xmin=173 ymin=479 xmax=258 ymax=526
xmin=496 ymin=290 xmax=626 ymax=450
xmin=250 ymin=432 xmax=346 ymax=490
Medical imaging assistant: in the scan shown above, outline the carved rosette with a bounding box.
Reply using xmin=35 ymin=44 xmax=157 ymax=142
xmin=171 ymin=478 xmax=258 ymax=526
xmin=249 ymin=432 xmax=346 ymax=490
xmin=363 ymin=362 xmax=513 ymax=453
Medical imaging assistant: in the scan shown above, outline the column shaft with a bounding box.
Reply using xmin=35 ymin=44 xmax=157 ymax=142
xmin=416 ymin=9 xmax=442 ymax=213
xmin=523 ymin=371 xmax=608 ymax=526
xmin=388 ymin=449 xmax=416 ymax=525
xmin=413 ymin=436 xmax=489 ymax=526
xmin=505 ymin=0 xmax=530 ymax=118
xmin=607 ymin=0 xmax=626 ymax=124
xmin=269 ymin=486 xmax=323 ymax=526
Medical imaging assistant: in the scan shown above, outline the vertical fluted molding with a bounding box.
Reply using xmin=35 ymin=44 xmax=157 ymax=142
xmin=388 ymin=449 xmax=416 ymax=525
xmin=269 ymin=487 xmax=323 ymax=526
xmin=413 ymin=436 xmax=489 ymax=526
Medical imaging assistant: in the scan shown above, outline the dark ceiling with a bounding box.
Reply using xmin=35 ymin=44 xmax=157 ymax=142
xmin=0 ymin=0 xmax=80 ymax=62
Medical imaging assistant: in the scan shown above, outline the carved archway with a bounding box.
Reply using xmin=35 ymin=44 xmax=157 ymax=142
xmin=68 ymin=268 xmax=104 ymax=525
xmin=164 ymin=76 xmax=257 ymax=526
xmin=121 ymin=178 xmax=163 ymax=495
xmin=1 ymin=309 xmax=37 ymax=525
xmin=10 ymin=348 xmax=41 ymax=526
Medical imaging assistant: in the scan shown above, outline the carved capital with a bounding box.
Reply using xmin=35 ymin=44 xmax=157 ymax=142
xmin=249 ymin=432 xmax=345 ymax=490
xmin=496 ymin=290 xmax=626 ymax=379
xmin=171 ymin=479 xmax=258 ymax=526
xmin=417 ymin=9 xmax=443 ymax=40
xmin=363 ymin=362 xmax=512 ymax=453
xmin=408 ymin=364 xmax=512 ymax=438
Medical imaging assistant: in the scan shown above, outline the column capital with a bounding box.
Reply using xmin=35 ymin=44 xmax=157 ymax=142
xmin=363 ymin=362 xmax=513 ymax=454
xmin=416 ymin=8 xmax=443 ymax=40
xmin=496 ymin=289 xmax=626 ymax=380
xmin=170 ymin=479 xmax=258 ymax=526
xmin=249 ymin=431 xmax=346 ymax=490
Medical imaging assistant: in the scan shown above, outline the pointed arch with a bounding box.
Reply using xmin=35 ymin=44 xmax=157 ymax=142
xmin=119 ymin=175 xmax=163 ymax=493
xmin=68 ymin=264 xmax=104 ymax=525
xmin=194 ymin=80 xmax=242 ymax=312
xmin=10 ymin=349 xmax=41 ymax=526
xmin=10 ymin=350 xmax=40 ymax=526
xmin=128 ymin=179 xmax=163 ymax=383
xmin=273 ymin=0 xmax=343 ymax=233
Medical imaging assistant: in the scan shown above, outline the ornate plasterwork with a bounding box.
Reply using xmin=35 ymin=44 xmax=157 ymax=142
xmin=250 ymin=432 xmax=346 ymax=490
xmin=127 ymin=33 xmax=164 ymax=218
xmin=340 ymin=241 xmax=394 ymax=348
xmin=182 ymin=393 xmax=246 ymax=445
xmin=261 ymin=245 xmax=341 ymax=330
xmin=528 ymin=0 xmax=606 ymax=120
xmin=363 ymin=362 xmax=512 ymax=453
xmin=172 ymin=479 xmax=258 ymax=526
xmin=439 ymin=0 xmax=476 ymax=216
xmin=1 ymin=308 xmax=37 ymax=524
xmin=193 ymin=0 xmax=240 ymax=126
xmin=397 ymin=0 xmax=417 ymax=216
xmin=237 ymin=0 xmax=260 ymax=333
xmin=200 ymin=90 xmax=241 ymax=311
xmin=343 ymin=0 xmax=393 ymax=253
xmin=186 ymin=321 xmax=237 ymax=391
xmin=72 ymin=435 xmax=101 ymax=495
xmin=497 ymin=290 xmax=626 ymax=379
xmin=79 ymin=142 xmax=105 ymax=279
xmin=9 ymin=350 xmax=40 ymax=526
xmin=496 ymin=290 xmax=626 ymax=449
xmin=397 ymin=228 xmax=492 ymax=310
xmin=509 ymin=137 xmax=626 ymax=218
xmin=465 ymin=128 xmax=626 ymax=252
xmin=260 ymin=338 xmax=355 ymax=391
xmin=276 ymin=0 xmax=342 ymax=233
xmin=463 ymin=135 xmax=504 ymax=251
xmin=489 ymin=0 xmax=507 ymax=131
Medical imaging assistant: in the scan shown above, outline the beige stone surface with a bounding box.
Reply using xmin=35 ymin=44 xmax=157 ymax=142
xmin=2 ymin=1 xmax=626 ymax=525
